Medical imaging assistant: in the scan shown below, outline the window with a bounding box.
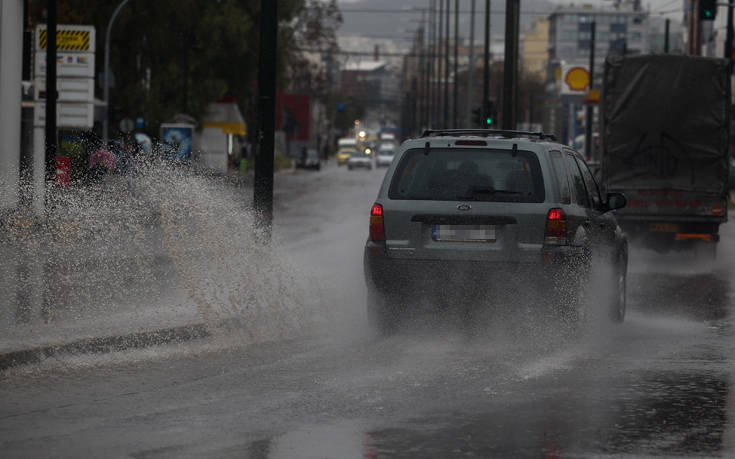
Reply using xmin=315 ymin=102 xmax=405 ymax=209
xmin=579 ymin=39 xmax=591 ymax=49
xmin=563 ymin=153 xmax=589 ymax=207
xmin=389 ymin=148 xmax=545 ymax=203
xmin=575 ymin=156 xmax=602 ymax=209
xmin=630 ymin=32 xmax=641 ymax=42
xmin=549 ymin=150 xmax=571 ymax=204
xmin=562 ymin=30 xmax=577 ymax=41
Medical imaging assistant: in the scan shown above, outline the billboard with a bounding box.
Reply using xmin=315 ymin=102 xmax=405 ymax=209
xmin=160 ymin=123 xmax=194 ymax=162
xmin=275 ymin=91 xmax=310 ymax=142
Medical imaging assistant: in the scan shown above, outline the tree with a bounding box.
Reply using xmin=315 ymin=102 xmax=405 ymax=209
xmin=29 ymin=0 xmax=341 ymax=138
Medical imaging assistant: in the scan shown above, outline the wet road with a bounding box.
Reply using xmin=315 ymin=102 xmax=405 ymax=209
xmin=2 ymin=163 xmax=735 ymax=458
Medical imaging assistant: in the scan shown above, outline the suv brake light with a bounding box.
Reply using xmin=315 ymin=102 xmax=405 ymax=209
xmin=544 ymin=208 xmax=567 ymax=246
xmin=369 ymin=203 xmax=386 ymax=241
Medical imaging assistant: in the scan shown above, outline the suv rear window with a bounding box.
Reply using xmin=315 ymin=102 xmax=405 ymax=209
xmin=388 ymin=148 xmax=545 ymax=202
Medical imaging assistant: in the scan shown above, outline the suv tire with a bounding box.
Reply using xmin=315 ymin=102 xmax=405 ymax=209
xmin=609 ymin=254 xmax=626 ymax=323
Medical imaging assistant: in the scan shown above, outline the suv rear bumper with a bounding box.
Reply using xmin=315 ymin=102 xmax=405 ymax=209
xmin=363 ymin=242 xmax=587 ymax=299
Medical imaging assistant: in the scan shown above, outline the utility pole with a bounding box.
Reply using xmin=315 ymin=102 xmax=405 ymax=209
xmin=453 ymin=0 xmax=459 ymax=128
xmin=45 ymin=0 xmax=56 ymax=183
xmin=726 ymin=2 xmax=733 ymax=72
xmin=665 ymin=18 xmax=670 ymax=53
xmin=502 ymin=0 xmax=520 ymax=130
xmin=436 ymin=0 xmax=443 ymax=127
xmin=467 ymin=0 xmax=476 ymax=127
xmin=254 ymin=0 xmax=277 ymax=240
xmin=482 ymin=0 xmax=490 ymax=125
xmin=443 ymin=0 xmax=450 ymax=128
xmin=103 ymin=0 xmax=130 ymax=144
xmin=427 ymin=0 xmax=434 ymax=128
xmin=584 ymin=21 xmax=596 ymax=161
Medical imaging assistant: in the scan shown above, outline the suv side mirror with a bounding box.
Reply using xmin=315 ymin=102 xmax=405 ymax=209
xmin=605 ymin=192 xmax=627 ymax=212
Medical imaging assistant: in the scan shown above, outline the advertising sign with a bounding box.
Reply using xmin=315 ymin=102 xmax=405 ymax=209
xmin=35 ymin=52 xmax=95 ymax=78
xmin=160 ymin=123 xmax=194 ymax=162
xmin=560 ymin=64 xmax=590 ymax=95
xmin=275 ymin=91 xmax=311 ymax=142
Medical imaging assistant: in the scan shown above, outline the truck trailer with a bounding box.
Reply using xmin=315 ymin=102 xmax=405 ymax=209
xmin=600 ymin=55 xmax=731 ymax=257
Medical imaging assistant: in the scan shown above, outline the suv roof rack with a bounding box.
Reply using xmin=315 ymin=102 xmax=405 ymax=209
xmin=421 ymin=129 xmax=556 ymax=141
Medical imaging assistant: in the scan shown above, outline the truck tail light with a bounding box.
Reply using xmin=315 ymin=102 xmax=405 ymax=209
xmin=369 ymin=203 xmax=386 ymax=241
xmin=544 ymin=208 xmax=567 ymax=246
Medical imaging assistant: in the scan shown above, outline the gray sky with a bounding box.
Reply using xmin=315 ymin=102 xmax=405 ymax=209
xmin=335 ymin=0 xmax=685 ymax=40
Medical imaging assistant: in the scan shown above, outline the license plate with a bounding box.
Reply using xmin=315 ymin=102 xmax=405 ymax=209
xmin=649 ymin=223 xmax=679 ymax=233
xmin=432 ymin=225 xmax=496 ymax=242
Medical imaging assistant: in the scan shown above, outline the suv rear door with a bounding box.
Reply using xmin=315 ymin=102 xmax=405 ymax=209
xmin=381 ymin=144 xmax=550 ymax=263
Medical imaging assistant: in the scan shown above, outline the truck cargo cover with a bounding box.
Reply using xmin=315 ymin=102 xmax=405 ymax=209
xmin=602 ymin=55 xmax=730 ymax=194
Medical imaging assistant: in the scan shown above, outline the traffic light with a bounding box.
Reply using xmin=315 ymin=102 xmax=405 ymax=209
xmin=700 ymin=0 xmax=717 ymax=21
xmin=483 ymin=100 xmax=497 ymax=127
xmin=472 ymin=106 xmax=483 ymax=128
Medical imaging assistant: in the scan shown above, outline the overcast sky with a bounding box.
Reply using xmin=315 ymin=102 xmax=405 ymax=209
xmin=335 ymin=0 xmax=685 ymax=40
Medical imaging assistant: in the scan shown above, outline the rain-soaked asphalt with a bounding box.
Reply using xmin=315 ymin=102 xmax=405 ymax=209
xmin=1 ymin=162 xmax=735 ymax=458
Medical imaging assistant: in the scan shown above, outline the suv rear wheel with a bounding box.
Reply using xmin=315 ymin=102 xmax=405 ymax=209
xmin=609 ymin=254 xmax=626 ymax=323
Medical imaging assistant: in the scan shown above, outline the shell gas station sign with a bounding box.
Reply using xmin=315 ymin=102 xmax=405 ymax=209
xmin=560 ymin=64 xmax=590 ymax=95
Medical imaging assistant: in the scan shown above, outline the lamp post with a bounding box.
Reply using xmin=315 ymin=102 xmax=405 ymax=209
xmin=103 ymin=0 xmax=130 ymax=144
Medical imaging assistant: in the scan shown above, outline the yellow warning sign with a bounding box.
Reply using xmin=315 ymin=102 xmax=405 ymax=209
xmin=39 ymin=29 xmax=90 ymax=51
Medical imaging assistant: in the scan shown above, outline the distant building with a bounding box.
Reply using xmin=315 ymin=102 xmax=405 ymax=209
xmin=544 ymin=1 xmax=659 ymax=148
xmin=548 ymin=2 xmax=649 ymax=80
xmin=522 ymin=19 xmax=549 ymax=77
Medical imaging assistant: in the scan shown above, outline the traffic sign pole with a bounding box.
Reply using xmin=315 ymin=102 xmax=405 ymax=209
xmin=45 ymin=0 xmax=57 ymax=184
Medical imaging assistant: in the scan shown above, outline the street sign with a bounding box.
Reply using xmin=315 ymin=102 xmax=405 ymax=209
xmin=34 ymin=78 xmax=94 ymax=103
xmin=34 ymin=102 xmax=94 ymax=129
xmin=35 ymin=52 xmax=94 ymax=78
xmin=36 ymin=25 xmax=95 ymax=53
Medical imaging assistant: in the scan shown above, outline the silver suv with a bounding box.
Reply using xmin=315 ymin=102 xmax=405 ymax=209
xmin=363 ymin=129 xmax=628 ymax=333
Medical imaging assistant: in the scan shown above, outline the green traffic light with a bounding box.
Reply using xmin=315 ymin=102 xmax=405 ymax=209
xmin=486 ymin=118 xmax=493 ymax=125
xmin=705 ymin=10 xmax=712 ymax=18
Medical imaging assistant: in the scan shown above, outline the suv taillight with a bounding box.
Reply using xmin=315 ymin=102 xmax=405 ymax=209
xmin=544 ymin=208 xmax=567 ymax=246
xmin=369 ymin=203 xmax=386 ymax=241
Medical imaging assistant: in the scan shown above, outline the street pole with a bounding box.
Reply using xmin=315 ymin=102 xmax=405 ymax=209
xmin=443 ymin=0 xmax=450 ymax=128
xmin=502 ymin=0 xmax=519 ymax=130
xmin=726 ymin=2 xmax=733 ymax=71
xmin=584 ymin=21 xmax=596 ymax=160
xmin=453 ymin=0 xmax=459 ymax=128
xmin=665 ymin=18 xmax=670 ymax=53
xmin=103 ymin=0 xmax=130 ymax=144
xmin=467 ymin=0 xmax=476 ymax=127
xmin=45 ymin=0 xmax=56 ymax=183
xmin=482 ymin=0 xmax=490 ymax=125
xmin=436 ymin=0 xmax=443 ymax=127
xmin=255 ymin=0 xmax=277 ymax=240
xmin=427 ymin=0 xmax=434 ymax=128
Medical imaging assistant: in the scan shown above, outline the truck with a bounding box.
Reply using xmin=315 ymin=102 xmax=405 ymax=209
xmin=600 ymin=55 xmax=731 ymax=257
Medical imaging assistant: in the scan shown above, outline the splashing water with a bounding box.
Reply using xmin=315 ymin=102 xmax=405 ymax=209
xmin=0 ymin=148 xmax=321 ymax=353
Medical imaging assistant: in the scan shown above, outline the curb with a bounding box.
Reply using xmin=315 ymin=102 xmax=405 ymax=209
xmin=0 ymin=323 xmax=210 ymax=372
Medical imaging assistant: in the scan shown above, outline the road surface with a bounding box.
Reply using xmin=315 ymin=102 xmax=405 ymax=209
xmin=1 ymin=163 xmax=734 ymax=458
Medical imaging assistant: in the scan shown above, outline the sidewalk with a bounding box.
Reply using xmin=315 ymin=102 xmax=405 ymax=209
xmin=0 ymin=170 xmax=251 ymax=371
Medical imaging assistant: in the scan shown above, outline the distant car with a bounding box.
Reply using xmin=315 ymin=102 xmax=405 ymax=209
xmin=347 ymin=149 xmax=373 ymax=170
xmin=337 ymin=147 xmax=357 ymax=166
xmin=363 ymin=129 xmax=629 ymax=334
xmin=295 ymin=148 xmax=320 ymax=171
xmin=376 ymin=145 xmax=396 ymax=167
